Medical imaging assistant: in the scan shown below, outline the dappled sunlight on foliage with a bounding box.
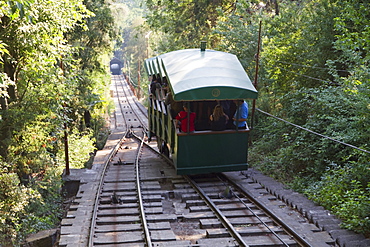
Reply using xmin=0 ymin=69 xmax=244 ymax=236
xmin=0 ymin=0 xmax=369 ymax=243
xmin=0 ymin=0 xmax=117 ymax=245
xmin=303 ymin=163 xmax=370 ymax=236
xmin=232 ymin=0 xmax=370 ymax=236
xmin=56 ymin=129 xmax=96 ymax=170
xmin=0 ymin=163 xmax=40 ymax=245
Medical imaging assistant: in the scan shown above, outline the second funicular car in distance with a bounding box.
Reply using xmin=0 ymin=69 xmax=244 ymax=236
xmin=145 ymin=46 xmax=258 ymax=175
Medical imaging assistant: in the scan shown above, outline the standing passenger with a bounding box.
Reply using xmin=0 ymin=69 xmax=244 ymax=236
xmin=175 ymin=105 xmax=196 ymax=133
xmin=150 ymin=77 xmax=161 ymax=98
xmin=164 ymin=91 xmax=183 ymax=119
xmin=209 ymin=105 xmax=229 ymax=131
xmin=232 ymin=100 xmax=248 ymax=129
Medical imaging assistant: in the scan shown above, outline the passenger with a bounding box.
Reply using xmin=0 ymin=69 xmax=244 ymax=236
xmin=150 ymin=77 xmax=161 ymax=97
xmin=150 ymin=78 xmax=156 ymax=95
xmin=209 ymin=105 xmax=229 ymax=131
xmin=164 ymin=91 xmax=183 ymax=119
xmin=194 ymin=101 xmax=216 ymax=130
xmin=219 ymin=100 xmax=233 ymax=128
xmin=175 ymin=104 xmax=196 ymax=133
xmin=232 ymin=100 xmax=248 ymax=129
xmin=219 ymin=100 xmax=232 ymax=116
xmin=162 ymin=77 xmax=168 ymax=95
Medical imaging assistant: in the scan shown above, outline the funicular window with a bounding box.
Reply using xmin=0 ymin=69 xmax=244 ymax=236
xmin=191 ymin=100 xmax=238 ymax=131
xmin=193 ymin=101 xmax=216 ymax=131
xmin=169 ymin=99 xmax=250 ymax=135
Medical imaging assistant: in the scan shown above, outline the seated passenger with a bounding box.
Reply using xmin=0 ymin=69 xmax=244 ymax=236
xmin=209 ymin=105 xmax=229 ymax=131
xmin=175 ymin=105 xmax=196 ymax=133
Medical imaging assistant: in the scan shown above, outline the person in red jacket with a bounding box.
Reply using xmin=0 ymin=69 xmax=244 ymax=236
xmin=175 ymin=104 xmax=196 ymax=133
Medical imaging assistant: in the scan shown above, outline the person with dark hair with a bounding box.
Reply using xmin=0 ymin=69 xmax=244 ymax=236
xmin=209 ymin=105 xmax=229 ymax=131
xmin=175 ymin=104 xmax=196 ymax=133
xmin=232 ymin=100 xmax=248 ymax=129
xmin=164 ymin=90 xmax=182 ymax=119
xmin=150 ymin=76 xmax=161 ymax=97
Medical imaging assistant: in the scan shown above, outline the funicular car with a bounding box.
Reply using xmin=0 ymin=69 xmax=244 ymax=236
xmin=145 ymin=48 xmax=258 ymax=175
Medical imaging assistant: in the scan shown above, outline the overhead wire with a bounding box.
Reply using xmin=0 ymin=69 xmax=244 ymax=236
xmin=277 ymin=66 xmax=334 ymax=83
xmin=275 ymin=66 xmax=334 ymax=83
xmin=256 ymin=59 xmax=368 ymax=153
xmin=256 ymin=108 xmax=370 ymax=154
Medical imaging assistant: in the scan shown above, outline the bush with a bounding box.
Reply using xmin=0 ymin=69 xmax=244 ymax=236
xmin=0 ymin=163 xmax=39 ymax=246
xmin=303 ymin=162 xmax=370 ymax=236
xmin=20 ymin=166 xmax=64 ymax=238
xmin=56 ymin=129 xmax=96 ymax=170
xmin=250 ymin=86 xmax=370 ymax=236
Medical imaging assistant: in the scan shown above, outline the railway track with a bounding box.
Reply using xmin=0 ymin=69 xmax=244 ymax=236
xmin=82 ymin=75 xmax=340 ymax=247
xmin=185 ymin=174 xmax=299 ymax=246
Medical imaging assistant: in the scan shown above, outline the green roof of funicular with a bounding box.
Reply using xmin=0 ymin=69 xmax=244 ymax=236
xmin=145 ymin=48 xmax=258 ymax=101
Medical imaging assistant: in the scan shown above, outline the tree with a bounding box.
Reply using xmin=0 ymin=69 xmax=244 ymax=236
xmin=145 ymin=0 xmax=237 ymax=51
xmin=0 ymin=0 xmax=117 ymax=244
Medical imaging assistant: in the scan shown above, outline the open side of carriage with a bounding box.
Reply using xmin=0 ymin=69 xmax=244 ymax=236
xmin=145 ymin=48 xmax=258 ymax=175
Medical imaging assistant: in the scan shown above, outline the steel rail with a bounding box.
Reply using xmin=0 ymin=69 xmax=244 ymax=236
xmin=215 ymin=175 xmax=291 ymax=247
xmin=88 ymin=76 xmax=130 ymax=247
xmin=88 ymin=75 xmax=143 ymax=246
xmin=134 ymin=129 xmax=152 ymax=247
xmin=116 ymin=75 xmax=152 ymax=245
xmin=87 ymin=131 xmax=126 ymax=247
xmin=120 ymin=75 xmax=149 ymax=119
xmin=114 ymin=75 xmax=130 ymax=129
xmin=221 ymin=173 xmax=313 ymax=247
xmin=116 ymin=76 xmax=148 ymax=132
xmin=184 ymin=175 xmax=250 ymax=247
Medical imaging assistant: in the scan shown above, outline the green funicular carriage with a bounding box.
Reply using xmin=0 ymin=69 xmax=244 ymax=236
xmin=145 ymin=47 xmax=258 ymax=175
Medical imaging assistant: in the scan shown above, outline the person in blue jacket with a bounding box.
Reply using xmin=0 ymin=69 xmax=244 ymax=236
xmin=232 ymin=100 xmax=248 ymax=129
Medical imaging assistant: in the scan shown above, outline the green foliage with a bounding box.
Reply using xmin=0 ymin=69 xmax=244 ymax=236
xmin=1 ymin=0 xmax=33 ymax=21
xmin=329 ymin=0 xmax=370 ymax=106
xmin=244 ymin=0 xmax=370 ymax=235
xmin=144 ymin=0 xmax=237 ymax=51
xmin=261 ymin=0 xmax=341 ymax=96
xmin=251 ymin=85 xmax=370 ymax=182
xmin=212 ymin=0 xmax=262 ymax=72
xmin=0 ymin=0 xmax=117 ymax=245
xmin=0 ymin=162 xmax=39 ymax=245
xmin=19 ymin=165 xmax=64 ymax=237
xmin=57 ymin=129 xmax=96 ymax=170
xmin=92 ymin=116 xmax=110 ymax=151
xmin=303 ymin=163 xmax=370 ymax=236
xmin=67 ymin=0 xmax=119 ymax=73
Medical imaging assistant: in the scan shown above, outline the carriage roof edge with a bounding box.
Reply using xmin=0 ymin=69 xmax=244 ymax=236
xmin=144 ymin=57 xmax=154 ymax=76
xmin=145 ymin=48 xmax=258 ymax=101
